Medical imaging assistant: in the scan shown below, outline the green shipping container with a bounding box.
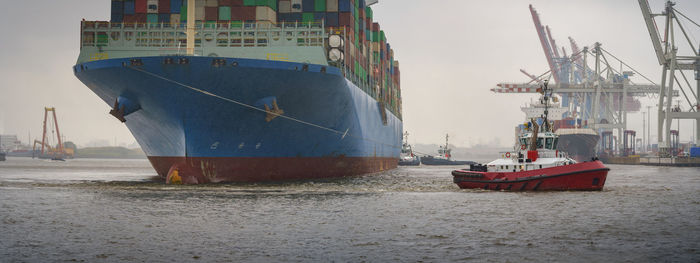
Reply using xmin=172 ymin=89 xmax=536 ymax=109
xmin=314 ymin=0 xmax=326 ymax=12
xmin=372 ymin=31 xmax=379 ymax=42
xmin=231 ymin=20 xmax=243 ymax=28
xmin=147 ymin=13 xmax=159 ymax=23
xmin=180 ymin=5 xmax=187 ymax=21
xmin=256 ymin=0 xmax=277 ymax=11
xmin=302 ymin=12 xmax=315 ymax=23
xmin=243 ymin=0 xmax=256 ymax=6
xmin=365 ymin=7 xmax=372 ymax=19
xmin=380 ymin=31 xmax=386 ymax=42
xmin=219 ymin=6 xmax=231 ymax=20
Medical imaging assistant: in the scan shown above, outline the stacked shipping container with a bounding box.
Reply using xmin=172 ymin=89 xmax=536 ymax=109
xmin=110 ymin=0 xmax=401 ymax=115
xmin=113 ymin=0 xmax=278 ymax=25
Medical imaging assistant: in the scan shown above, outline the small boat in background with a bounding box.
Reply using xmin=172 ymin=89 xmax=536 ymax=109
xmin=422 ymin=134 xmax=475 ymax=166
xmin=399 ymin=132 xmax=421 ymax=166
xmin=452 ymin=81 xmax=609 ymax=191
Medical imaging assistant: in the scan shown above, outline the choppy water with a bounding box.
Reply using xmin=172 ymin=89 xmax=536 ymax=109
xmin=0 ymin=157 xmax=698 ymax=262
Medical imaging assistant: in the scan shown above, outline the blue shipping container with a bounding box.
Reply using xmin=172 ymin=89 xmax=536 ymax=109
xmin=313 ymin=12 xmax=326 ymax=21
xmin=158 ymin=13 xmax=171 ymax=23
xmin=325 ymin=12 xmax=338 ymax=27
xmin=691 ymin=147 xmax=700 ymax=157
xmin=124 ymin=1 xmax=135 ymax=15
xmin=171 ymin=0 xmax=182 ymax=13
xmin=278 ymin=13 xmax=303 ymax=22
xmin=111 ymin=0 xmax=124 ymax=20
xmin=338 ymin=0 xmax=351 ymax=12
xmin=111 ymin=14 xmax=124 ymax=23
xmin=302 ymin=0 xmax=314 ymax=12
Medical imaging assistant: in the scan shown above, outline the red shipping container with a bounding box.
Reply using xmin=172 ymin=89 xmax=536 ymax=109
xmin=205 ymin=6 xmax=219 ymax=20
xmin=231 ymin=7 xmax=243 ymax=20
xmin=338 ymin=12 xmax=353 ymax=27
xmin=123 ymin=14 xmax=136 ymax=23
xmin=241 ymin=6 xmax=256 ymax=20
xmin=125 ymin=13 xmax=148 ymax=23
xmin=135 ymin=0 xmax=147 ymax=13
xmin=158 ymin=0 xmax=170 ymax=13
xmin=219 ymin=0 xmax=233 ymax=6
xmin=372 ymin=22 xmax=379 ymax=32
xmin=231 ymin=0 xmax=243 ymax=6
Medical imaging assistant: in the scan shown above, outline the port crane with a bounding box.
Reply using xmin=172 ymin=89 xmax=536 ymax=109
xmin=638 ymin=0 xmax=700 ymax=156
xmin=32 ymin=107 xmax=70 ymax=159
xmin=491 ymin=5 xmax=672 ymax=155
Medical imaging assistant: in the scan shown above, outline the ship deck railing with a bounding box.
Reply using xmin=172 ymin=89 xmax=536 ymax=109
xmin=80 ymin=21 xmax=327 ymax=52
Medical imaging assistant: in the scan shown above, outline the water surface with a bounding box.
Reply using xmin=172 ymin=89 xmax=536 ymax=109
xmin=1 ymin=157 xmax=698 ymax=262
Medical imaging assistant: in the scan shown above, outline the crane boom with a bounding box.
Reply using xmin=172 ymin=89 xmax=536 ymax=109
xmin=546 ymin=26 xmax=561 ymax=58
xmin=638 ymin=0 xmax=666 ymax=65
xmin=530 ymin=5 xmax=560 ymax=84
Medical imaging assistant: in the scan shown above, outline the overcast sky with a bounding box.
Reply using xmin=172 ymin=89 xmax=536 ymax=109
xmin=1 ymin=0 xmax=699 ymax=148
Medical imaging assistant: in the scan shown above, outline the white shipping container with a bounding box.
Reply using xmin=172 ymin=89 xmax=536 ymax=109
xmin=147 ymin=0 xmax=158 ymax=13
xmin=326 ymin=0 xmax=338 ymax=12
xmin=170 ymin=14 xmax=181 ymax=24
xmin=279 ymin=1 xmax=291 ymax=13
xmin=195 ymin=6 xmax=205 ymax=20
xmin=371 ymin=42 xmax=380 ymax=52
xmin=290 ymin=0 xmax=303 ymax=12
xmin=255 ymin=6 xmax=276 ymax=22
xmin=205 ymin=0 xmax=218 ymax=7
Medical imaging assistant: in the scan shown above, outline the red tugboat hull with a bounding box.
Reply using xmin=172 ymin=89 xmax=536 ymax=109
xmin=452 ymin=161 xmax=609 ymax=191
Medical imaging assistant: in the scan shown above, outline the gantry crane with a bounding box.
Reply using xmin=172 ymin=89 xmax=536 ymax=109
xmin=638 ymin=0 xmax=700 ymax=156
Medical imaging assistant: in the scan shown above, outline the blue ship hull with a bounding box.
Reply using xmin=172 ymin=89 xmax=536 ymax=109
xmin=74 ymin=56 xmax=402 ymax=183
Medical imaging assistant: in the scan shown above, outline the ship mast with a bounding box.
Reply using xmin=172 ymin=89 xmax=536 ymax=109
xmin=186 ymin=0 xmax=195 ymax=55
xmin=541 ymin=80 xmax=552 ymax=132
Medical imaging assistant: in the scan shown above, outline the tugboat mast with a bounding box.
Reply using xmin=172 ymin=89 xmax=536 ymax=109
xmin=541 ymin=80 xmax=552 ymax=132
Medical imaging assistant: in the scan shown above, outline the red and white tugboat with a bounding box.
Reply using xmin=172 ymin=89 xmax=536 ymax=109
xmin=452 ymin=82 xmax=609 ymax=191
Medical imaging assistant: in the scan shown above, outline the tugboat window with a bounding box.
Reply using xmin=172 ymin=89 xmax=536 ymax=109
xmin=546 ymin=138 xmax=553 ymax=149
xmin=553 ymin=138 xmax=559 ymax=149
xmin=537 ymin=138 xmax=544 ymax=149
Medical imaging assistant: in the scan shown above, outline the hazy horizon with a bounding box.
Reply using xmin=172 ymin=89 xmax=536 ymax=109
xmin=1 ymin=0 xmax=699 ymax=148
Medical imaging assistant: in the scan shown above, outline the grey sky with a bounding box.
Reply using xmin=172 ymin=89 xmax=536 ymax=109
xmin=0 ymin=0 xmax=699 ymax=148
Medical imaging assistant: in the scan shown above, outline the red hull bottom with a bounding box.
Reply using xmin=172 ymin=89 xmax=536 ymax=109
xmin=148 ymin=156 xmax=399 ymax=184
xmin=453 ymin=161 xmax=609 ymax=191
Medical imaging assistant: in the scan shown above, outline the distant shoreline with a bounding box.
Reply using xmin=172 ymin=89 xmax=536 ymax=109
xmin=74 ymin=146 xmax=146 ymax=159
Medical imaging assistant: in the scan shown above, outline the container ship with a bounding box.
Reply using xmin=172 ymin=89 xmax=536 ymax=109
xmin=74 ymin=0 xmax=403 ymax=184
